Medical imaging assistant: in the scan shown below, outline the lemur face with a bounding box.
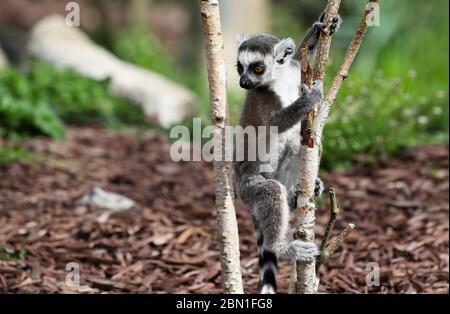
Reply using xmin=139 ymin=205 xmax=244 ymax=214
xmin=236 ymin=34 xmax=296 ymax=90
xmin=236 ymin=50 xmax=272 ymax=89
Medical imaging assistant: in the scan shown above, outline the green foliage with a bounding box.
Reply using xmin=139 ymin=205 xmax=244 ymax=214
xmin=0 ymin=62 xmax=146 ymax=139
xmin=0 ymin=244 xmax=27 ymax=261
xmin=0 ymin=147 xmax=34 ymax=166
xmin=0 ymin=96 xmax=65 ymax=139
xmin=322 ymin=73 xmax=448 ymax=168
xmin=112 ymin=27 xmax=175 ymax=78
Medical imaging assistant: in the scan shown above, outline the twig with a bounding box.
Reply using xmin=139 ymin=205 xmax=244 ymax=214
xmin=320 ymin=223 xmax=356 ymax=268
xmin=325 ymin=0 xmax=379 ymax=104
xmin=316 ymin=188 xmax=343 ymax=273
xmin=318 ymin=189 xmax=340 ymax=254
xmin=328 ymin=223 xmax=355 ymax=255
xmin=324 ymin=188 xmax=341 ymax=248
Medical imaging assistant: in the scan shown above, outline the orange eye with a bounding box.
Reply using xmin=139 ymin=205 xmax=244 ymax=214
xmin=254 ymin=66 xmax=264 ymax=74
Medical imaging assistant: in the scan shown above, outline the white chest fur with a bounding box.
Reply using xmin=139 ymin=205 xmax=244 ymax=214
xmin=265 ymin=63 xmax=302 ymax=183
xmin=270 ymin=64 xmax=301 ymax=108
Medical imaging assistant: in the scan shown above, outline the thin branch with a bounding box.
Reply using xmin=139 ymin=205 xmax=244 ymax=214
xmin=313 ymin=0 xmax=379 ymax=158
xmin=326 ymin=0 xmax=379 ymax=104
xmin=198 ymin=0 xmax=243 ymax=294
xmin=320 ymin=189 xmax=340 ymax=252
xmin=316 ymin=188 xmax=341 ymax=273
xmin=313 ymin=0 xmax=342 ymax=81
xmin=321 ymin=188 xmax=341 ymax=248
xmin=324 ymin=224 xmax=355 ymax=263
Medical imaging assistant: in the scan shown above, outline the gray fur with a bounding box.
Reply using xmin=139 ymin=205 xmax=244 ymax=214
xmin=273 ymin=38 xmax=295 ymax=64
xmin=266 ymin=82 xmax=323 ymax=133
xmin=238 ymin=34 xmax=280 ymax=55
xmin=297 ymin=12 xmax=342 ymax=57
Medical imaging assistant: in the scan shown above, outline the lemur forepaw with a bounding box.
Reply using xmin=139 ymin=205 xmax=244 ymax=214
xmin=319 ymin=11 xmax=342 ymax=35
xmin=288 ymin=183 xmax=302 ymax=210
xmin=289 ymin=178 xmax=324 ymax=210
xmin=314 ymin=21 xmax=326 ymax=30
xmin=292 ymin=240 xmax=319 ymax=262
xmin=314 ymin=177 xmax=325 ymax=197
xmin=300 ymin=80 xmax=323 ymax=113
xmin=329 ymin=15 xmax=342 ymax=34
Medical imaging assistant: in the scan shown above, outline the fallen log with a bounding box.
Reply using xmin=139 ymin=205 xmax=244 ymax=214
xmin=28 ymin=15 xmax=196 ymax=128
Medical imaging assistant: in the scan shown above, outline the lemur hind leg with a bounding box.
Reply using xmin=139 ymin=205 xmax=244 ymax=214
xmin=239 ymin=175 xmax=319 ymax=294
xmin=240 ymin=176 xmax=319 ymax=262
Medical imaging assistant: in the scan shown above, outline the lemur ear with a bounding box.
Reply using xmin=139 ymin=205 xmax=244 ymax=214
xmin=236 ymin=33 xmax=250 ymax=48
xmin=273 ymin=38 xmax=295 ymax=65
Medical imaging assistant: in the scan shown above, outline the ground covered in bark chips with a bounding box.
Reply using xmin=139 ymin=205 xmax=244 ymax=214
xmin=0 ymin=127 xmax=448 ymax=293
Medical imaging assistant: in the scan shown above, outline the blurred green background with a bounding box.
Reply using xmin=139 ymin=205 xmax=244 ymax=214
xmin=0 ymin=0 xmax=448 ymax=169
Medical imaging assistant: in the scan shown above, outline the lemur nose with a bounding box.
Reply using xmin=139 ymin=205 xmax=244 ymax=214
xmin=240 ymin=76 xmax=253 ymax=89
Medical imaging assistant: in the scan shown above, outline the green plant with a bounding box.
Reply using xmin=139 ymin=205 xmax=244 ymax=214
xmin=0 ymin=245 xmax=27 ymax=261
xmin=112 ymin=26 xmax=175 ymax=78
xmin=0 ymin=147 xmax=34 ymax=166
xmin=0 ymin=96 xmax=65 ymax=139
xmin=0 ymin=62 xmax=147 ymax=140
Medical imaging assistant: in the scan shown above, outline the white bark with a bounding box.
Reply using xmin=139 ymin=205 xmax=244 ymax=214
xmin=28 ymin=15 xmax=196 ymax=128
xmin=198 ymin=0 xmax=244 ymax=294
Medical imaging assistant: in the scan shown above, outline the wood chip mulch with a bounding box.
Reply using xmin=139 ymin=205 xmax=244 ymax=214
xmin=0 ymin=127 xmax=448 ymax=293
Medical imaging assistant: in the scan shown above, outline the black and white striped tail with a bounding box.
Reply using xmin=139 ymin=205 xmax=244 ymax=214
xmin=257 ymin=232 xmax=278 ymax=294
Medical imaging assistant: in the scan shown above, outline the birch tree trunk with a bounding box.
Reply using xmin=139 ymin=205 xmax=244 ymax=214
xmin=294 ymin=0 xmax=378 ymax=294
xmin=198 ymin=0 xmax=244 ymax=294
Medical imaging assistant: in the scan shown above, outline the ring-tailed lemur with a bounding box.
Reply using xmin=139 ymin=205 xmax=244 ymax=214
xmin=234 ymin=11 xmax=342 ymax=294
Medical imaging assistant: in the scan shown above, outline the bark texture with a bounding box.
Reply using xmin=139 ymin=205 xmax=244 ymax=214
xmin=198 ymin=0 xmax=244 ymax=294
